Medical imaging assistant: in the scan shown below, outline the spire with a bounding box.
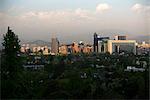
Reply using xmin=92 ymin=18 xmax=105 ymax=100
xmin=7 ymin=26 xmax=10 ymax=32
xmin=8 ymin=26 xmax=10 ymax=31
xmin=7 ymin=26 xmax=11 ymax=33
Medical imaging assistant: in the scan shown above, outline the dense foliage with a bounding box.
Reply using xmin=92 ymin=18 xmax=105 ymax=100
xmin=1 ymin=27 xmax=24 ymax=98
xmin=1 ymin=28 xmax=149 ymax=99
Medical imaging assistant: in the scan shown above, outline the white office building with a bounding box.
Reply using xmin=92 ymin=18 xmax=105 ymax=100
xmin=107 ymin=40 xmax=136 ymax=54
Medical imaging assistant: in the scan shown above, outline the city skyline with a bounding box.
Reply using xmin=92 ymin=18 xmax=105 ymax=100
xmin=0 ymin=0 xmax=150 ymax=44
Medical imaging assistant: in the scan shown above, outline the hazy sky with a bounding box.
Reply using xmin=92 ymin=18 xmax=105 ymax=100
xmin=0 ymin=0 xmax=150 ymax=44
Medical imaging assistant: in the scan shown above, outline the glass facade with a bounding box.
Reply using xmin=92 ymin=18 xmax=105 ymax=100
xmin=112 ymin=43 xmax=135 ymax=53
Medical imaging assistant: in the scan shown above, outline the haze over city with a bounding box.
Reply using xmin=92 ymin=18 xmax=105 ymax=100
xmin=0 ymin=0 xmax=150 ymax=44
xmin=1 ymin=0 xmax=150 ymax=99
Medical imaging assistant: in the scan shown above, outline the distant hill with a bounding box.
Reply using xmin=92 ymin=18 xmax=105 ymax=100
xmin=135 ymin=35 xmax=150 ymax=43
xmin=25 ymin=40 xmax=51 ymax=47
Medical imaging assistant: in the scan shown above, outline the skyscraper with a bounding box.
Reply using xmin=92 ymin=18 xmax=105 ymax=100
xmin=93 ymin=33 xmax=109 ymax=52
xmin=51 ymin=38 xmax=59 ymax=55
xmin=93 ymin=33 xmax=136 ymax=54
xmin=94 ymin=33 xmax=98 ymax=52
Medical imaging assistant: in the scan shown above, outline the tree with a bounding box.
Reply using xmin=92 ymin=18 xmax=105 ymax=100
xmin=1 ymin=27 xmax=23 ymax=98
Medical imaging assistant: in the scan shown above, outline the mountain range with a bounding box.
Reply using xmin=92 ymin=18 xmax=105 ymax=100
xmin=24 ymin=40 xmax=51 ymax=47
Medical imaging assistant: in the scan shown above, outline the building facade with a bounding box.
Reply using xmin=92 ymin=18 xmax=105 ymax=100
xmin=93 ymin=33 xmax=136 ymax=54
xmin=51 ymin=38 xmax=59 ymax=55
xmin=107 ymin=40 xmax=136 ymax=54
xmin=115 ymin=35 xmax=127 ymax=40
xmin=93 ymin=33 xmax=109 ymax=53
xmin=59 ymin=45 xmax=68 ymax=55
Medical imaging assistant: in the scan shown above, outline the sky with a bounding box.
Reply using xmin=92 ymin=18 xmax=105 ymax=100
xmin=0 ymin=0 xmax=150 ymax=44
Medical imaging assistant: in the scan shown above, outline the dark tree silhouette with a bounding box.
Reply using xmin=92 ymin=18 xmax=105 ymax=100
xmin=1 ymin=27 xmax=23 ymax=98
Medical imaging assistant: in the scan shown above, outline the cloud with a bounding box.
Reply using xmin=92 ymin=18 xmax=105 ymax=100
xmin=131 ymin=3 xmax=150 ymax=13
xmin=16 ymin=8 xmax=96 ymax=25
xmin=0 ymin=9 xmax=97 ymax=37
xmin=96 ymin=3 xmax=111 ymax=13
xmin=0 ymin=3 xmax=148 ymax=43
xmin=131 ymin=3 xmax=150 ymax=24
xmin=75 ymin=8 xmax=93 ymax=19
xmin=131 ymin=4 xmax=144 ymax=13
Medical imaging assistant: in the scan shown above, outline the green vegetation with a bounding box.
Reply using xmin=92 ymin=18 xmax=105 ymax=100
xmin=1 ymin=27 xmax=24 ymax=98
xmin=1 ymin=28 xmax=149 ymax=99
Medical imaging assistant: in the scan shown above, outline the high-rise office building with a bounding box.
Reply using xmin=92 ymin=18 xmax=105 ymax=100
xmin=94 ymin=33 xmax=98 ymax=52
xmin=93 ymin=33 xmax=109 ymax=52
xmin=51 ymin=38 xmax=59 ymax=55
xmin=107 ymin=40 xmax=136 ymax=54
xmin=93 ymin=33 xmax=136 ymax=54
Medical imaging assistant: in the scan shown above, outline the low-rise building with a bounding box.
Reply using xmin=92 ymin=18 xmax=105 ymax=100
xmin=137 ymin=41 xmax=150 ymax=55
xmin=59 ymin=45 xmax=68 ymax=55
